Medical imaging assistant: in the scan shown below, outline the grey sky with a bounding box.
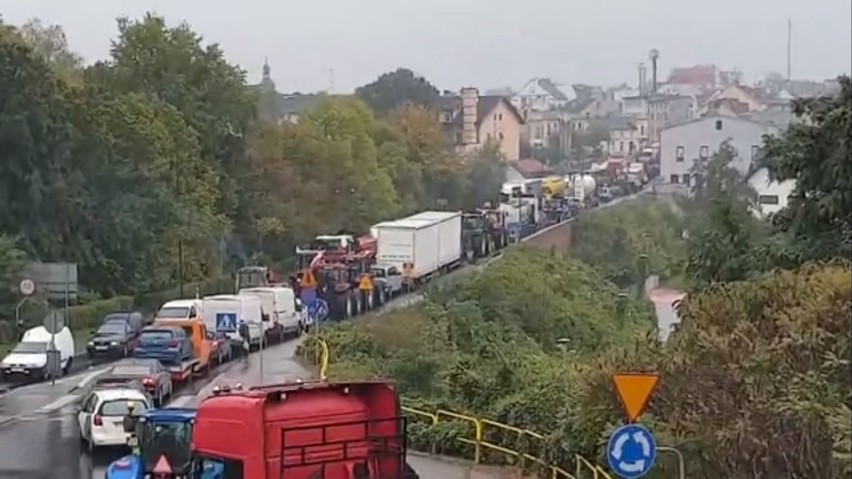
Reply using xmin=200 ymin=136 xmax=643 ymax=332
xmin=2 ymin=0 xmax=850 ymax=93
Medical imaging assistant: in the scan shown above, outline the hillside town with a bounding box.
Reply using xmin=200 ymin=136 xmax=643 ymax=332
xmin=257 ymin=56 xmax=840 ymax=218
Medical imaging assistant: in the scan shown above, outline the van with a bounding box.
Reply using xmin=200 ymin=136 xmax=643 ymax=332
xmin=237 ymin=286 xmax=303 ymax=340
xmin=201 ymin=294 xmax=263 ymax=351
xmin=0 ymin=325 xmax=75 ymax=381
xmin=155 ymin=299 xmax=203 ymax=321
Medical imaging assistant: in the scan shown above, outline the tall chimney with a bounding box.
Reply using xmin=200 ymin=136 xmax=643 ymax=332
xmin=638 ymin=63 xmax=646 ymax=95
xmin=460 ymin=87 xmax=479 ymax=145
xmin=649 ymin=49 xmax=659 ymax=94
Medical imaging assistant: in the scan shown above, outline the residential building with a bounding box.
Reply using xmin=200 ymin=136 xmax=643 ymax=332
xmin=659 ymin=115 xmax=792 ymax=213
xmin=747 ymin=167 xmax=796 ymax=217
xmin=621 ymin=95 xmax=649 ymax=118
xmin=524 ymin=109 xmax=563 ymax=149
xmin=439 ymin=88 xmax=525 ymax=161
xmin=606 ymin=117 xmax=649 ymax=155
xmin=666 ymin=64 xmax=742 ymax=91
xmin=647 ymin=94 xmax=694 ymax=140
xmin=700 ymin=85 xmax=775 ymax=114
xmin=512 ymin=78 xmax=572 ymax=111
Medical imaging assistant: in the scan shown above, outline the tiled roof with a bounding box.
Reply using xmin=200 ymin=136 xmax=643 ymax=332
xmin=439 ymin=94 xmax=525 ymax=127
xmin=510 ymin=159 xmax=553 ymax=177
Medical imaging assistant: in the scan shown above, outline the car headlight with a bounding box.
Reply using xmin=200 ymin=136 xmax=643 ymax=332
xmin=110 ymin=341 xmax=119 ymax=346
xmin=87 ymin=341 xmax=94 ymax=346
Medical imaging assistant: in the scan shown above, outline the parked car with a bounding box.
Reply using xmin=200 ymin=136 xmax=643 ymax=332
xmin=98 ymin=358 xmax=173 ymax=406
xmin=206 ymin=330 xmax=233 ymax=365
xmin=77 ymin=387 xmax=152 ymax=451
xmin=87 ymin=316 xmax=143 ymax=360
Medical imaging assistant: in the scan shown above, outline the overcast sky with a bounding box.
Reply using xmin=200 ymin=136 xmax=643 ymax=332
xmin=2 ymin=0 xmax=850 ymax=93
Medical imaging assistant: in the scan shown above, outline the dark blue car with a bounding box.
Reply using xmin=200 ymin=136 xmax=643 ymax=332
xmin=131 ymin=326 xmax=193 ymax=365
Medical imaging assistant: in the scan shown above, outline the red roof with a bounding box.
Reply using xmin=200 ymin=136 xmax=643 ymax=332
xmin=511 ymin=159 xmax=553 ymax=177
xmin=668 ymin=65 xmax=717 ymax=86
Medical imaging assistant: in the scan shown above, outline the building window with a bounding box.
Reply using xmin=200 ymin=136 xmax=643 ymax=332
xmin=455 ymin=132 xmax=462 ymax=144
xmin=442 ymin=112 xmax=452 ymax=123
xmin=682 ymin=174 xmax=690 ymax=185
xmin=715 ymin=119 xmax=723 ymax=130
xmin=758 ymin=195 xmax=780 ymax=205
xmin=750 ymin=145 xmax=759 ymax=160
xmin=486 ymin=133 xmax=492 ymax=140
xmin=670 ymin=174 xmax=679 ymax=184
xmin=676 ymin=146 xmax=685 ymax=162
xmin=640 ymin=125 xmax=645 ymax=135
xmin=699 ymin=145 xmax=709 ymax=159
xmin=498 ymin=132 xmax=504 ymax=140
xmin=619 ymin=141 xmax=624 ymax=152
xmin=498 ymin=113 xmax=503 ymax=121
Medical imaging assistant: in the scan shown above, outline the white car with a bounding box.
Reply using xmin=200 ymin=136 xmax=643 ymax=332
xmin=77 ymin=387 xmax=151 ymax=451
xmin=0 ymin=325 xmax=75 ymax=381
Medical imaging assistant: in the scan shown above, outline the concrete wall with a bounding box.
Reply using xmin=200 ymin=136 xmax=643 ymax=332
xmin=521 ymin=219 xmax=574 ymax=253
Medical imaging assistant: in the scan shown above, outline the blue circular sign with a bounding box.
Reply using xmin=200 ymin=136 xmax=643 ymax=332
xmin=307 ymin=299 xmax=329 ymax=322
xmin=606 ymin=424 xmax=657 ymax=479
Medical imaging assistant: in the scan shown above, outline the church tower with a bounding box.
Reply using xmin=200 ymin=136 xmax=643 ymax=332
xmin=260 ymin=58 xmax=276 ymax=91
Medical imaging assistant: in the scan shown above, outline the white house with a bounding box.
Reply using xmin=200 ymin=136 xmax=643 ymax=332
xmin=747 ymin=168 xmax=796 ymax=217
xmin=512 ymin=78 xmax=573 ymax=112
xmin=660 ymin=114 xmax=794 ymax=214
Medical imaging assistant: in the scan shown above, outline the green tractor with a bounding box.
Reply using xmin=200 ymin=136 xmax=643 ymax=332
xmin=462 ymin=208 xmax=509 ymax=262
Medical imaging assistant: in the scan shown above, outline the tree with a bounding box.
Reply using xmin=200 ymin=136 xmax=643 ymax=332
xmin=355 ymin=68 xmax=440 ymax=115
xmin=683 ymin=142 xmax=768 ymax=288
xmin=762 ymin=75 xmax=852 ymax=262
xmin=16 ymin=19 xmax=82 ymax=82
xmin=461 ymin=141 xmax=506 ymax=210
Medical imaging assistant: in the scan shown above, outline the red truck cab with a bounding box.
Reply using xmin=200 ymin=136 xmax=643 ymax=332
xmin=192 ymin=380 xmax=419 ymax=479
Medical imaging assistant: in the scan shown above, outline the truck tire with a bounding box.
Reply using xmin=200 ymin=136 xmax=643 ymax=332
xmin=365 ymin=291 xmax=375 ymax=311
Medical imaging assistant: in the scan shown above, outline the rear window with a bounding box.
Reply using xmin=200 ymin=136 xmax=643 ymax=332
xmin=180 ymin=326 xmax=194 ymax=338
xmin=111 ymin=366 xmax=151 ymax=376
xmin=140 ymin=330 xmax=174 ymax=340
xmin=157 ymin=307 xmax=189 ymax=319
xmin=99 ymin=399 xmax=148 ymax=416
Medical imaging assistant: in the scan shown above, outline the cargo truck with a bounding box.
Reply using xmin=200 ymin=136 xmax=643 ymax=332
xmin=191 ymin=380 xmax=419 ymax=479
xmin=371 ymin=211 xmax=462 ymax=287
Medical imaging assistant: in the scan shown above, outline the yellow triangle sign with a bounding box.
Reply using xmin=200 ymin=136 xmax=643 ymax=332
xmin=612 ymin=372 xmax=660 ymax=423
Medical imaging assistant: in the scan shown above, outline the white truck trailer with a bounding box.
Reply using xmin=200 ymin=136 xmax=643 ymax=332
xmin=372 ymin=211 xmax=462 ymax=285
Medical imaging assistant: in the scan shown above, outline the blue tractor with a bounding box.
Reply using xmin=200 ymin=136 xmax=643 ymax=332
xmin=105 ymin=407 xmax=224 ymax=479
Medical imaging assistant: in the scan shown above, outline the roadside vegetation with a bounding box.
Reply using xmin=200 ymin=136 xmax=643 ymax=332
xmin=313 ymin=77 xmax=852 ymax=478
xmin=0 ymin=15 xmax=503 ymax=344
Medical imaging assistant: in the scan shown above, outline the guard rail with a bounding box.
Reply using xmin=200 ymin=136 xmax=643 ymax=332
xmin=300 ymin=336 xmax=613 ymax=479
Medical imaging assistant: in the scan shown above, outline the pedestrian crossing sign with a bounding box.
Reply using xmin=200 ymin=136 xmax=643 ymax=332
xmin=216 ymin=313 xmax=238 ymax=332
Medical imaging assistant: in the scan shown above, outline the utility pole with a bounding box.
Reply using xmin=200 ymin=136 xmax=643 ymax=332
xmin=786 ymin=19 xmax=792 ymax=81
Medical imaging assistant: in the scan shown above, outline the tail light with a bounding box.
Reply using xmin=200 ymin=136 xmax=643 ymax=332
xmin=142 ymin=377 xmax=156 ymax=387
xmin=128 ymin=339 xmax=139 ymax=349
xmin=168 ymin=340 xmax=180 ymax=347
xmin=93 ymin=415 xmax=103 ymax=426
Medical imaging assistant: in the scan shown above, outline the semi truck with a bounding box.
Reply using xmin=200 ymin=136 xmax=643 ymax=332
xmin=191 ymin=380 xmax=420 ymax=479
xmin=371 ymin=211 xmax=463 ymax=288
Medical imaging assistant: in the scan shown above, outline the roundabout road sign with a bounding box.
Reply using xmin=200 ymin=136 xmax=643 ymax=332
xmin=19 ymin=278 xmax=35 ymax=296
xmin=307 ymin=298 xmax=329 ymax=322
xmin=607 ymin=423 xmax=657 ymax=479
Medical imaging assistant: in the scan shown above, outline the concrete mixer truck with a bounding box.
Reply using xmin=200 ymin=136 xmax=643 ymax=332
xmin=564 ymin=174 xmax=597 ymax=209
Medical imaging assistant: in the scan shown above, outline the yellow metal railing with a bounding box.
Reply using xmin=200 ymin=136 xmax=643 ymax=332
xmin=302 ymin=337 xmax=612 ymax=479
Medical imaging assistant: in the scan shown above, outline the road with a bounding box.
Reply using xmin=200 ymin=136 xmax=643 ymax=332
xmin=0 ymin=337 xmax=498 ymax=478
xmin=647 ymin=286 xmax=686 ymax=342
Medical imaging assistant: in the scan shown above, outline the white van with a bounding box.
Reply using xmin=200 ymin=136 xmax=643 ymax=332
xmin=201 ymin=294 xmax=263 ymax=351
xmin=238 ymin=286 xmax=303 ymax=340
xmin=1 ymin=325 xmax=75 ymax=380
xmin=155 ymin=299 xmax=203 ymax=321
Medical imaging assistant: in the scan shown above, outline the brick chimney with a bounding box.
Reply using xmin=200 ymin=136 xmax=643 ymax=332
xmin=460 ymin=87 xmax=479 ymax=145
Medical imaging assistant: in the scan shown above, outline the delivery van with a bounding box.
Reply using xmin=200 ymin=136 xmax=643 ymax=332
xmin=201 ymin=294 xmax=263 ymax=352
xmin=155 ymin=299 xmax=203 ymax=321
xmin=0 ymin=325 xmax=75 ymax=381
xmin=237 ymin=286 xmax=303 ymax=342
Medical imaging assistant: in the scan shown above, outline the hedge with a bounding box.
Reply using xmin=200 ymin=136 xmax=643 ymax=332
xmin=0 ymin=276 xmax=233 ymax=343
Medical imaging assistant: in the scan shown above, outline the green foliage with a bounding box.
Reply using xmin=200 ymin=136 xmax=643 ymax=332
xmin=316 ymin=248 xmax=654 ymax=462
xmin=762 ymin=75 xmax=852 ymax=262
xmin=355 ymin=68 xmax=440 ymax=115
xmin=572 ymin=198 xmax=687 ymax=287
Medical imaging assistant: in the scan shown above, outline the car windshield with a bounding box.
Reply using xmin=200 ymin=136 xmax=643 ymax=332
xmin=11 ymin=342 xmax=48 ymax=354
xmin=104 ymin=313 xmax=129 ymax=323
xmin=97 ymin=323 xmax=126 ymax=334
xmin=370 ymin=268 xmax=386 ymax=278
xmin=99 ymin=399 xmax=148 ymax=416
xmin=156 ymin=307 xmax=189 ymax=319
xmin=139 ymin=330 xmax=174 ymax=341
